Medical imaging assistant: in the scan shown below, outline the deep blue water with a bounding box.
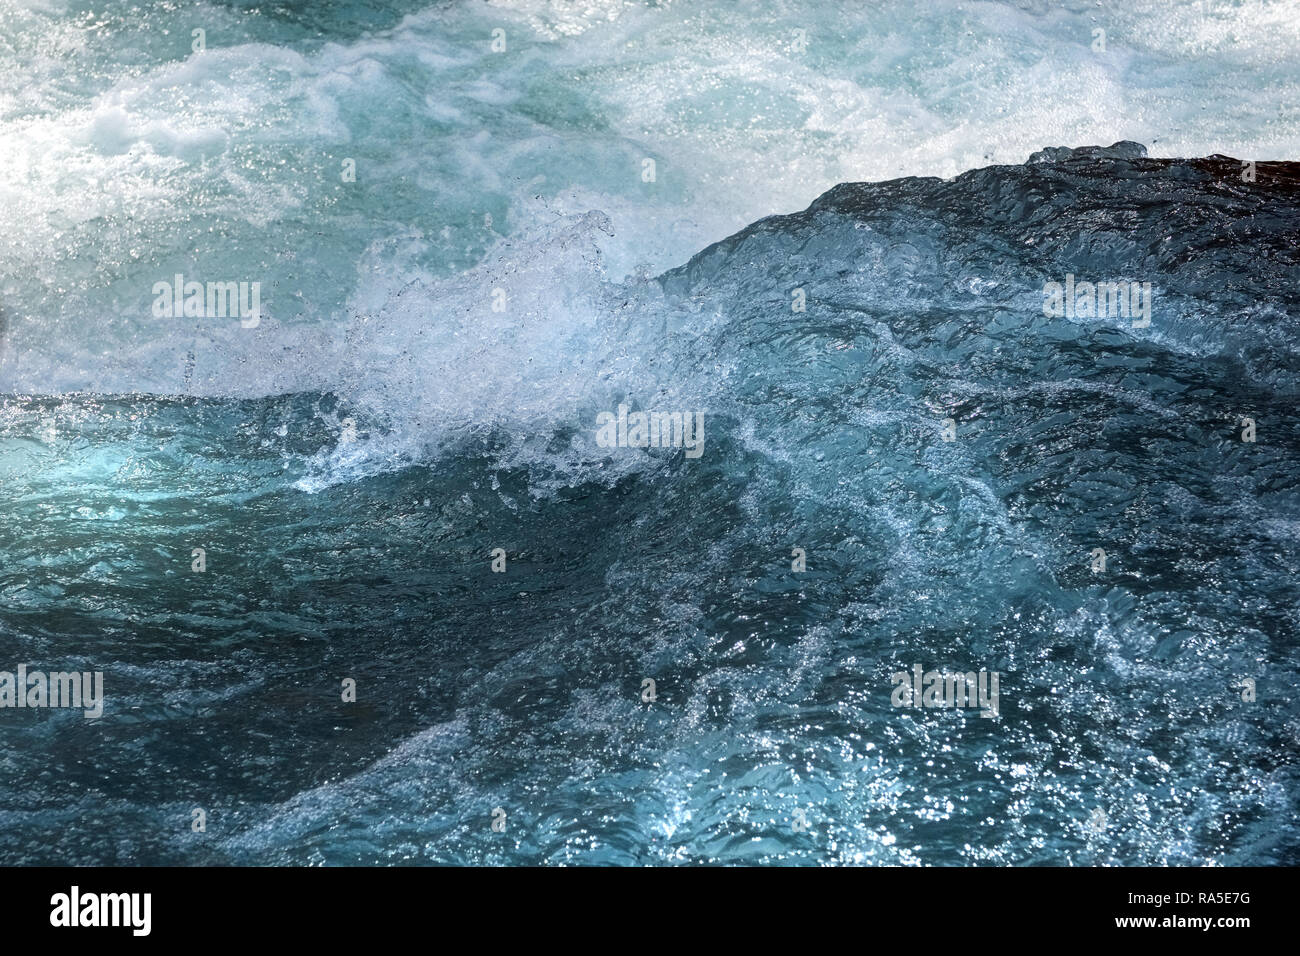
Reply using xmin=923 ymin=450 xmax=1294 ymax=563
xmin=1 ymin=1 xmax=1298 ymax=865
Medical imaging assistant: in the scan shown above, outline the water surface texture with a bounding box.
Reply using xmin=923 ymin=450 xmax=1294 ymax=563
xmin=1 ymin=0 xmax=1298 ymax=865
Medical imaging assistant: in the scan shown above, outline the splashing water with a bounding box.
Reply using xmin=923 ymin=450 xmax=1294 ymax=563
xmin=0 ymin=1 xmax=1298 ymax=864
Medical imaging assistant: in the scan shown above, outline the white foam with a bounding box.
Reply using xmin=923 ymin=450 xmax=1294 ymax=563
xmin=1 ymin=0 xmax=1297 ymax=412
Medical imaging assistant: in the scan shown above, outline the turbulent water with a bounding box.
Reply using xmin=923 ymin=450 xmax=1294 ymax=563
xmin=2 ymin=0 xmax=1299 ymax=865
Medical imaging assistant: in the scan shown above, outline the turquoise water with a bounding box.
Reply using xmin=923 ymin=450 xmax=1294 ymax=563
xmin=1 ymin=1 xmax=1298 ymax=864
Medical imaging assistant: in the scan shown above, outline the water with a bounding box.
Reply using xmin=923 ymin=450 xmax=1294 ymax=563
xmin=0 ymin=0 xmax=1298 ymax=865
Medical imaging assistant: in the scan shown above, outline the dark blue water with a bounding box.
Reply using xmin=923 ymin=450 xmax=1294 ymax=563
xmin=2 ymin=142 xmax=1297 ymax=864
